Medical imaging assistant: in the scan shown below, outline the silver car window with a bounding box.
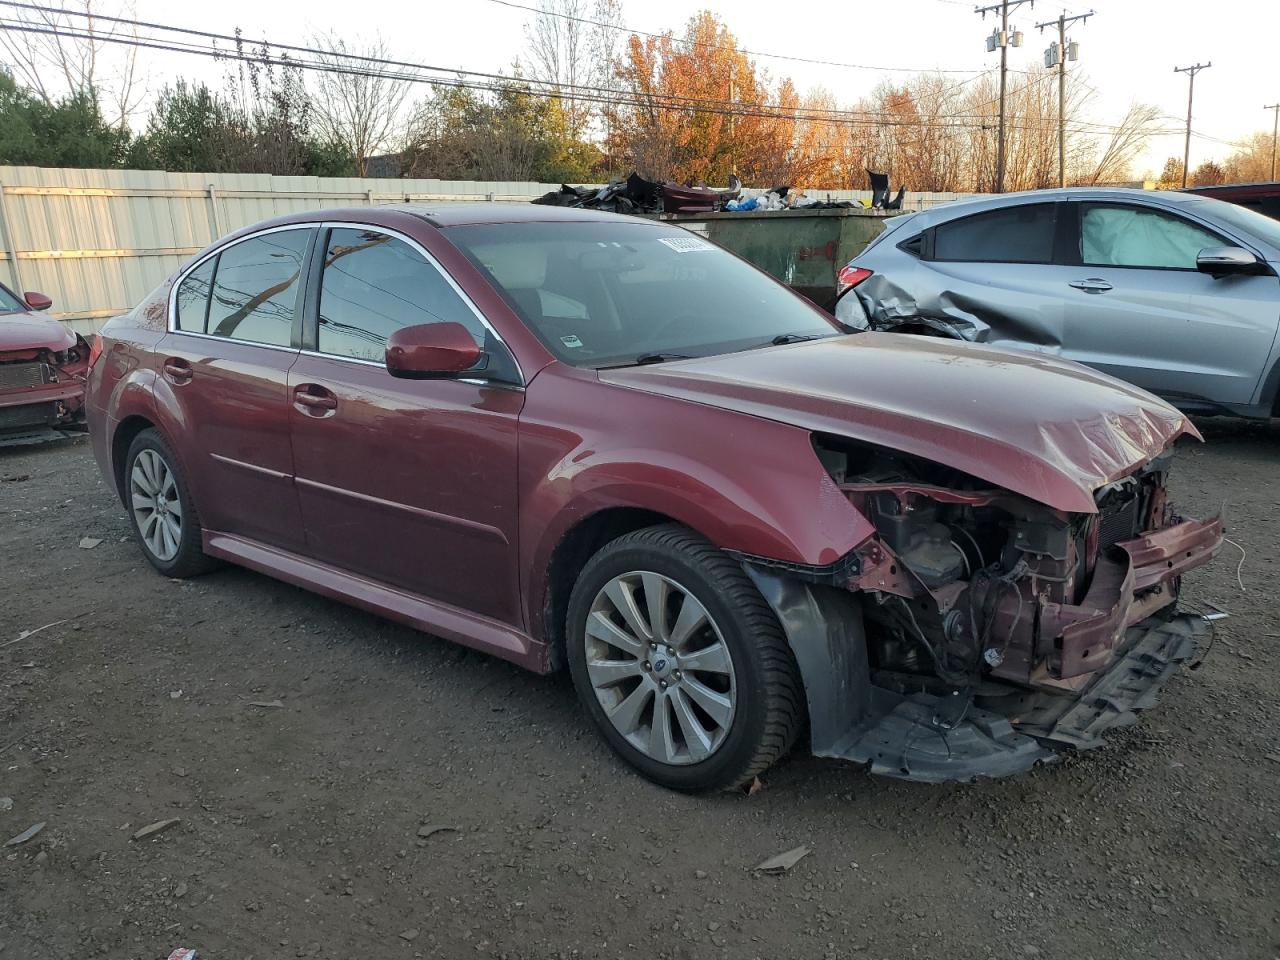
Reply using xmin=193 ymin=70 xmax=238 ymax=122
xmin=1081 ymin=205 xmax=1221 ymax=270
xmin=932 ymin=203 xmax=1058 ymax=264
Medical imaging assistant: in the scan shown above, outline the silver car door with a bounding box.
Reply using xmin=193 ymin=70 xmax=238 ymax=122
xmin=911 ymin=201 xmax=1072 ymax=349
xmin=1056 ymin=200 xmax=1280 ymax=407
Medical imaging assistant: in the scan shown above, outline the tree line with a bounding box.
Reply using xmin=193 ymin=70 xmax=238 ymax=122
xmin=0 ymin=0 xmax=1272 ymax=190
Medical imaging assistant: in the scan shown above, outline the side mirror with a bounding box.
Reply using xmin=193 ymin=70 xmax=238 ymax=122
xmin=1196 ymin=246 xmax=1263 ymax=277
xmin=385 ymin=322 xmax=484 ymax=380
xmin=24 ymin=291 xmax=53 ymax=311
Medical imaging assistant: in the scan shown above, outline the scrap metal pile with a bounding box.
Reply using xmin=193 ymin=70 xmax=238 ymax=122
xmin=532 ymin=171 xmax=860 ymax=215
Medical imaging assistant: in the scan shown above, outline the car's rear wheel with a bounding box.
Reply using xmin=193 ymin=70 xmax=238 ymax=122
xmin=124 ymin=428 xmax=214 ymax=578
xmin=566 ymin=524 xmax=804 ymax=791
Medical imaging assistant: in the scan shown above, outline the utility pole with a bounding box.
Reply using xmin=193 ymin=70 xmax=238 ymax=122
xmin=1266 ymin=103 xmax=1280 ymax=181
xmin=1174 ymin=62 xmax=1211 ymax=188
xmin=1036 ymin=10 xmax=1093 ymax=188
xmin=977 ymin=0 xmax=1034 ymax=194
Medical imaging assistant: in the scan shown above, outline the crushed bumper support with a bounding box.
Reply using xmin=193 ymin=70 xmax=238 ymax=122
xmin=746 ymin=564 xmax=1212 ymax=784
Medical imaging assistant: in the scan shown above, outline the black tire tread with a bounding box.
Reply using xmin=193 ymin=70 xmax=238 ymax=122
xmin=125 ymin=428 xmax=217 ymax=579
xmin=570 ymin=523 xmax=805 ymax=789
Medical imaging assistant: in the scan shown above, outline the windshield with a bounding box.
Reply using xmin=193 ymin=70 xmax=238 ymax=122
xmin=1194 ymin=197 xmax=1280 ymax=253
xmin=445 ymin=220 xmax=838 ymax=367
xmin=0 ymin=283 xmax=28 ymax=314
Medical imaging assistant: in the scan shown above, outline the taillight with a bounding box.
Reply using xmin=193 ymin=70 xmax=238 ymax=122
xmin=87 ymin=334 xmax=104 ymax=370
xmin=836 ymin=265 xmax=873 ymax=296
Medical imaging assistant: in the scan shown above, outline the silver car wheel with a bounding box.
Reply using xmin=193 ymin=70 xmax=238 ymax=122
xmin=130 ymin=448 xmax=183 ymax=562
xmin=585 ymin=571 xmax=737 ymax=766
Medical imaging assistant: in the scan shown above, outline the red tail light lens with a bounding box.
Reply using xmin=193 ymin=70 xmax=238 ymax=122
xmin=87 ymin=334 xmax=104 ymax=370
xmin=836 ymin=266 xmax=873 ymax=296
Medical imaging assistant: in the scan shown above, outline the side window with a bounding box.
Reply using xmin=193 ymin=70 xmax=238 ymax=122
xmin=1080 ymin=204 xmax=1223 ymax=269
xmin=174 ymin=256 xmax=215 ymax=333
xmin=932 ymin=203 xmax=1058 ymax=263
xmin=206 ymin=229 xmax=310 ymax=346
xmin=317 ymin=227 xmax=485 ymax=362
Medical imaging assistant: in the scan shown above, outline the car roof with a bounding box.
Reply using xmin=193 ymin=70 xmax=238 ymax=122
xmin=401 ymin=202 xmax=641 ymax=227
xmin=214 ymin=202 xmax=656 ymax=246
xmin=907 ymin=186 xmax=1211 ymax=228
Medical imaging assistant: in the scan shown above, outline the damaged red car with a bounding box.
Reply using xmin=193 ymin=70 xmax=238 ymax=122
xmin=0 ymin=285 xmax=90 ymax=444
xmin=86 ymin=205 xmax=1222 ymax=790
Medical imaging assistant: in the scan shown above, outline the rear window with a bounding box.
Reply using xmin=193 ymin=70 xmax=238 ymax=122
xmin=932 ymin=203 xmax=1058 ymax=263
xmin=205 ymin=229 xmax=310 ymax=347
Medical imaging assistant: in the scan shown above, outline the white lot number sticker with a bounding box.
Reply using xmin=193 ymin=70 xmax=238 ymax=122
xmin=657 ymin=235 xmax=715 ymax=253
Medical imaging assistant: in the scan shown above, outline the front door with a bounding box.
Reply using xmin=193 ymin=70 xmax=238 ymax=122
xmin=158 ymin=226 xmax=313 ymax=550
xmin=287 ymin=225 xmax=525 ymax=626
xmin=1056 ymin=201 xmax=1280 ymax=407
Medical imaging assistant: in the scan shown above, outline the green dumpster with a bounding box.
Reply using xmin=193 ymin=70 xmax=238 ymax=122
xmin=653 ymin=207 xmax=903 ymax=311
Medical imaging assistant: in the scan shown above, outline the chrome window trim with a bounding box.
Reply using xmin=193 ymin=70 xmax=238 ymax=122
xmin=167 ymin=223 xmax=315 ymax=341
xmin=312 ymin=221 xmax=525 ymax=385
xmin=297 ymin=349 xmax=525 ymax=391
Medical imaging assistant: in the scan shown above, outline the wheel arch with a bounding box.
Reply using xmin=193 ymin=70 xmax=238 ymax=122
xmin=110 ymin=414 xmax=157 ymax=504
xmin=539 ymin=506 xmax=682 ymax=672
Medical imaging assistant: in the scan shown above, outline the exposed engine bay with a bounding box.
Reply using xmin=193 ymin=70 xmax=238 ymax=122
xmin=743 ymin=435 xmax=1223 ymax=783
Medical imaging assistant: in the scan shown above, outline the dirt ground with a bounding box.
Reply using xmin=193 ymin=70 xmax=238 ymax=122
xmin=1 ymin=423 xmax=1277 ymax=960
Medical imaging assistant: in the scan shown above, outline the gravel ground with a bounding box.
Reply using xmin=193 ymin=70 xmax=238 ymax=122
xmin=1 ymin=424 xmax=1277 ymax=960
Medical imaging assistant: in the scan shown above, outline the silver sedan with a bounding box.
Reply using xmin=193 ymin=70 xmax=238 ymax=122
xmin=836 ymin=187 xmax=1280 ymax=419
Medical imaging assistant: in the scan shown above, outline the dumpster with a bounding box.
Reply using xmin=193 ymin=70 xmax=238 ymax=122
xmin=654 ymin=207 xmax=904 ymax=311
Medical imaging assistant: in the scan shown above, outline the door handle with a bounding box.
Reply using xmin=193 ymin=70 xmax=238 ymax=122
xmin=162 ymin=358 xmax=193 ymax=383
xmin=1068 ymin=278 xmax=1113 ymax=293
xmin=293 ymin=384 xmax=338 ymax=416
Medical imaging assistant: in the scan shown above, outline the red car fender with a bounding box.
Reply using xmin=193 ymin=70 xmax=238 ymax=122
xmin=517 ymin=367 xmax=876 ymax=644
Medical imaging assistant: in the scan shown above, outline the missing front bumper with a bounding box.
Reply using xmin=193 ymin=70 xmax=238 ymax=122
xmin=837 ymin=612 xmax=1210 ymax=784
xmin=747 ymin=565 xmax=1213 ymax=784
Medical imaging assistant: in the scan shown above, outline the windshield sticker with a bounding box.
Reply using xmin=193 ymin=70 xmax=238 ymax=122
xmin=560 ymin=334 xmax=584 ymax=349
xmin=657 ymin=236 xmax=714 ymax=253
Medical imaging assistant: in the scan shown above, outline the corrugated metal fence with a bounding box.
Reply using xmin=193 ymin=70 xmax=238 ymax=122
xmin=0 ymin=165 xmax=976 ymax=333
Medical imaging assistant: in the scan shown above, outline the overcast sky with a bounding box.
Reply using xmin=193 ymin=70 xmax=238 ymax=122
xmin=125 ymin=0 xmax=1279 ymax=178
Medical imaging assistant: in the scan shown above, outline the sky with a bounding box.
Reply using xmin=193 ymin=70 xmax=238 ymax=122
xmin=115 ymin=0 xmax=1280 ymax=179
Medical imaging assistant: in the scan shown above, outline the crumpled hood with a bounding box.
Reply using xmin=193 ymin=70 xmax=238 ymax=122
xmin=600 ymin=334 xmax=1196 ymax=514
xmin=0 ymin=313 xmax=75 ymax=353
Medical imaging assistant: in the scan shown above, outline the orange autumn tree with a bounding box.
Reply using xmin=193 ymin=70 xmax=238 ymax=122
xmin=607 ymin=11 xmax=842 ymax=188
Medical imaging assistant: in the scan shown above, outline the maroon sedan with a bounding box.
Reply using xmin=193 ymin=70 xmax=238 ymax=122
xmin=86 ymin=204 xmax=1221 ymax=789
xmin=1 ymin=285 xmax=90 ymax=444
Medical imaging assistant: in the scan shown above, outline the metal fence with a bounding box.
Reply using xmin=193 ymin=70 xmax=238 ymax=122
xmin=0 ymin=165 xmax=976 ymax=333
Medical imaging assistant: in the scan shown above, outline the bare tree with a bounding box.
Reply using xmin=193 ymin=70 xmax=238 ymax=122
xmin=523 ymin=0 xmax=624 ymax=140
xmin=1074 ymin=102 xmax=1162 ymax=185
xmin=309 ymin=34 xmax=413 ymax=176
xmin=0 ymin=0 xmax=145 ymax=125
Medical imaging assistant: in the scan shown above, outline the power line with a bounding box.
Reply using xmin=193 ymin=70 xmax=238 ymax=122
xmin=0 ymin=5 xmax=1169 ymax=138
xmin=1174 ymin=61 xmax=1211 ymax=187
xmin=1036 ymin=10 xmax=1094 ymax=188
xmin=1265 ymin=103 xmax=1279 ymax=181
xmin=483 ymin=0 xmax=985 ymax=75
xmin=976 ymin=0 xmax=1037 ymax=193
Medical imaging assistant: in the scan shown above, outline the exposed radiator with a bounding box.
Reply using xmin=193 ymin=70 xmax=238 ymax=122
xmin=0 ymin=361 xmax=50 ymax=390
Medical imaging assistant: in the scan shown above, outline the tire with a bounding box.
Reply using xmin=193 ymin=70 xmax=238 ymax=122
xmin=123 ymin=428 xmax=216 ymax=578
xmin=566 ymin=524 xmax=804 ymax=791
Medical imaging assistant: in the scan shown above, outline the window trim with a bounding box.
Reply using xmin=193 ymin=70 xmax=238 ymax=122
xmin=1066 ymin=200 xmax=1234 ymax=273
xmin=167 ymin=223 xmax=316 ymax=347
xmin=925 ymin=200 xmax=1064 ymax=265
xmin=303 ymin=221 xmax=524 ymax=386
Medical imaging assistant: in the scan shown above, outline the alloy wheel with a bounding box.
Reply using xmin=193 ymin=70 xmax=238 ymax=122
xmin=584 ymin=571 xmax=737 ymax=765
xmin=130 ymin=448 xmax=183 ymax=562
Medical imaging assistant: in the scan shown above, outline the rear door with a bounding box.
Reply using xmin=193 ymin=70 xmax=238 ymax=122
xmin=1054 ymin=200 xmax=1280 ymax=406
xmin=158 ymin=226 xmax=313 ymax=550
xmin=286 ymin=224 xmax=525 ymax=626
xmin=916 ymin=201 xmax=1072 ymax=345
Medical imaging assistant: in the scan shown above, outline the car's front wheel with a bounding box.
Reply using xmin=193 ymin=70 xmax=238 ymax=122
xmin=124 ymin=428 xmax=215 ymax=578
xmin=566 ymin=524 xmax=804 ymax=791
